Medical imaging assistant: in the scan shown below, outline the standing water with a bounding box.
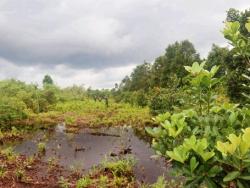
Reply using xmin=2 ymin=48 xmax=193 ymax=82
xmin=13 ymin=124 xmax=170 ymax=183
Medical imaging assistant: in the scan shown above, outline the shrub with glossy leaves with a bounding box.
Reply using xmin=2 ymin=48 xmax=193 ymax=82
xmin=146 ymin=60 xmax=250 ymax=187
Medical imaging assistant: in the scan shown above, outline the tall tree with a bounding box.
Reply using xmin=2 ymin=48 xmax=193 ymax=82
xmin=119 ymin=76 xmax=131 ymax=91
xmin=150 ymin=56 xmax=166 ymax=87
xmin=128 ymin=62 xmax=152 ymax=91
xmin=43 ymin=75 xmax=54 ymax=86
xmin=206 ymin=44 xmax=230 ymax=77
xmin=155 ymin=40 xmax=200 ymax=87
xmin=120 ymin=40 xmax=200 ymax=91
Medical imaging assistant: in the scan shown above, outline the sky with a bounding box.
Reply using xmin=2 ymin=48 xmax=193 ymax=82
xmin=0 ymin=0 xmax=249 ymax=88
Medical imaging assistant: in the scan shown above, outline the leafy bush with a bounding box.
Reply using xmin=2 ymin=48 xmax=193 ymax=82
xmin=135 ymin=90 xmax=148 ymax=107
xmin=0 ymin=97 xmax=28 ymax=128
xmin=146 ymin=61 xmax=250 ymax=187
xmin=149 ymin=88 xmax=172 ymax=115
xmin=149 ymin=87 xmax=186 ymax=116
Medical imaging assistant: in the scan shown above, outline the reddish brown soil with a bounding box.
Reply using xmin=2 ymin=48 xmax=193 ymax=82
xmin=0 ymin=154 xmax=81 ymax=188
xmin=0 ymin=134 xmax=24 ymax=144
xmin=0 ymin=153 xmax=141 ymax=188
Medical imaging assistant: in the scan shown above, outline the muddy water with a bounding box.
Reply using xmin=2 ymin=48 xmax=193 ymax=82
xmin=14 ymin=124 xmax=169 ymax=183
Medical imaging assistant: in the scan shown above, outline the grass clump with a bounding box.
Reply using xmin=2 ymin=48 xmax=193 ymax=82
xmin=58 ymin=176 xmax=70 ymax=188
xmin=76 ymin=176 xmax=92 ymax=188
xmin=15 ymin=168 xmax=25 ymax=181
xmin=37 ymin=142 xmax=46 ymax=153
xmin=101 ymin=157 xmax=136 ymax=177
xmin=0 ymin=166 xmax=6 ymax=178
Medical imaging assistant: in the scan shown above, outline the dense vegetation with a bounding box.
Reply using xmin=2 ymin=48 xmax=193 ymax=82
xmin=113 ymin=9 xmax=250 ymax=115
xmin=145 ymin=9 xmax=250 ymax=188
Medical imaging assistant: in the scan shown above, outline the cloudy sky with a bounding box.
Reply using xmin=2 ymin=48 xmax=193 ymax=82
xmin=0 ymin=0 xmax=249 ymax=88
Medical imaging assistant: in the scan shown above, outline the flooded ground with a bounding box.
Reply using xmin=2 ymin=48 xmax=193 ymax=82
xmin=12 ymin=124 xmax=170 ymax=184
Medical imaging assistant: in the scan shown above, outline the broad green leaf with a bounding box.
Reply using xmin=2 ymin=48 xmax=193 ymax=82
xmin=161 ymin=120 xmax=171 ymax=130
xmin=205 ymin=177 xmax=217 ymax=188
xmin=183 ymin=109 xmax=197 ymax=118
xmin=237 ymin=180 xmax=245 ymax=188
xmin=239 ymin=175 xmax=250 ymax=180
xmin=185 ymin=177 xmax=204 ymax=188
xmin=200 ymin=151 xmax=215 ymax=162
xmin=194 ymin=138 xmax=208 ymax=154
xmin=239 ymin=141 xmax=249 ymax=156
xmin=242 ymin=74 xmax=250 ymax=80
xmin=186 ymin=176 xmax=196 ymax=182
xmin=240 ymin=128 xmax=250 ymax=155
xmin=161 ymin=116 xmax=186 ymax=138
xmin=153 ymin=112 xmax=170 ymax=123
xmin=207 ymin=166 xmax=223 ymax=177
xmin=228 ymin=112 xmax=238 ymax=126
xmin=191 ymin=62 xmax=200 ymax=73
xmin=228 ymin=134 xmax=241 ymax=148
xmin=184 ymin=62 xmax=205 ymax=75
xmin=166 ymin=145 xmax=189 ymax=164
xmin=210 ymin=106 xmax=221 ymax=113
xmin=231 ymin=22 xmax=241 ymax=33
xmin=242 ymin=128 xmax=250 ymax=142
xmin=216 ymin=136 xmax=238 ymax=156
xmin=190 ymin=157 xmax=199 ymax=173
xmin=145 ymin=127 xmax=163 ymax=138
xmin=217 ymin=141 xmax=228 ymax=155
xmin=183 ymin=135 xmax=196 ymax=150
xmin=199 ymin=138 xmax=208 ymax=150
xmin=242 ymin=159 xmax=250 ymax=163
xmin=223 ymin=21 xmax=240 ymax=42
xmin=223 ymin=171 xmax=241 ymax=182
xmin=210 ymin=65 xmax=219 ymax=77
xmin=245 ymin=22 xmax=250 ymax=33
xmin=171 ymin=113 xmax=183 ymax=123
xmin=211 ymin=77 xmax=221 ymax=87
xmin=200 ymin=61 xmax=206 ymax=68
xmin=184 ymin=66 xmax=192 ymax=73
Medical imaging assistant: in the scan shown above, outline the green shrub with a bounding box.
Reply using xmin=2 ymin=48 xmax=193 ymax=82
xmin=149 ymin=87 xmax=186 ymax=116
xmin=149 ymin=88 xmax=171 ymax=115
xmin=135 ymin=90 xmax=148 ymax=107
xmin=146 ymin=61 xmax=250 ymax=187
xmin=0 ymin=97 xmax=28 ymax=128
xmin=76 ymin=177 xmax=92 ymax=188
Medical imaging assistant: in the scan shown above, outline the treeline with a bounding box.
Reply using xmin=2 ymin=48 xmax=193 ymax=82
xmin=113 ymin=8 xmax=250 ymax=114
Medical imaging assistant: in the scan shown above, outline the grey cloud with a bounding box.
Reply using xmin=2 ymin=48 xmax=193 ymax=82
xmin=0 ymin=0 xmax=249 ymax=87
xmin=0 ymin=0 xmax=248 ymax=69
xmin=0 ymin=57 xmax=135 ymax=88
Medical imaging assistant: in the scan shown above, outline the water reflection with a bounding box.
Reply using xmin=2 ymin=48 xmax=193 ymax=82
xmin=14 ymin=125 xmax=170 ymax=183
